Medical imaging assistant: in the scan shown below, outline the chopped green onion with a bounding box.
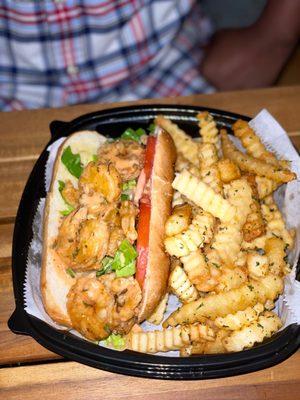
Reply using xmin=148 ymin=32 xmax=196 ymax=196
xmin=121 ymin=127 xmax=146 ymax=142
xmin=147 ymin=123 xmax=156 ymax=134
xmin=92 ymin=154 xmax=98 ymax=162
xmin=66 ymin=267 xmax=76 ymax=278
xmin=61 ymin=146 xmax=83 ymax=178
xmin=103 ymin=334 xmax=126 ymax=350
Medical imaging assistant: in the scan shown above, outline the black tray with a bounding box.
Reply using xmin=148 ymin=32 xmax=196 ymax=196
xmin=8 ymin=104 xmax=300 ymax=379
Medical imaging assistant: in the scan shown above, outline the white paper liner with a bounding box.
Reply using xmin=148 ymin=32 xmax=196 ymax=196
xmin=24 ymin=110 xmax=300 ymax=356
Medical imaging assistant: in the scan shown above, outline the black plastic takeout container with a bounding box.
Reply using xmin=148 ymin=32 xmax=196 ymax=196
xmin=8 ymin=104 xmax=300 ymax=379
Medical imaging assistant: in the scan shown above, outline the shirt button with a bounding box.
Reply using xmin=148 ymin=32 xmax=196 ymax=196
xmin=67 ymin=65 xmax=79 ymax=76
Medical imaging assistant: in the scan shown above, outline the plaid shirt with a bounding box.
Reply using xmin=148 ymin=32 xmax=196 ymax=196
xmin=0 ymin=0 xmax=214 ymax=111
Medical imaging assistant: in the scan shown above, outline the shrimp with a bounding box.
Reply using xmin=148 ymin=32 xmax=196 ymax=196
xmin=61 ymin=180 xmax=79 ymax=207
xmin=79 ymin=162 xmax=121 ymax=203
xmin=119 ymin=200 xmax=138 ymax=242
xmin=98 ymin=140 xmax=145 ymax=180
xmin=55 ymin=207 xmax=109 ymax=271
xmin=67 ymin=274 xmax=142 ymax=341
xmin=107 ymin=227 xmax=126 ymax=257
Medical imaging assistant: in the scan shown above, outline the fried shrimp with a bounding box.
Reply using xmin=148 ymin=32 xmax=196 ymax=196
xmin=61 ymin=180 xmax=79 ymax=207
xmin=107 ymin=227 xmax=126 ymax=257
xmin=79 ymin=162 xmax=121 ymax=203
xmin=67 ymin=274 xmax=142 ymax=341
xmin=119 ymin=200 xmax=138 ymax=242
xmin=55 ymin=207 xmax=109 ymax=271
xmin=98 ymin=140 xmax=145 ymax=180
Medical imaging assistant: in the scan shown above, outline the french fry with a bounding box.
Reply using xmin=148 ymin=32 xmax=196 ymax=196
xmin=199 ymin=143 xmax=223 ymax=194
xmin=197 ymin=111 xmax=219 ymax=148
xmin=264 ymin=300 xmax=275 ymax=310
xmin=199 ymin=143 xmax=219 ymax=167
xmin=127 ymin=323 xmax=215 ymax=353
xmin=242 ymin=174 xmax=266 ymax=242
xmin=255 ymin=176 xmax=279 ymax=200
xmin=216 ymin=267 xmax=248 ymax=292
xmin=163 ymin=274 xmax=283 ymax=327
xmin=169 ymin=264 xmax=199 ymax=303
xmin=221 ymin=129 xmax=296 ymax=183
xmin=165 ymin=203 xmax=192 ymax=236
xmin=241 ymin=235 xmax=267 ymax=251
xmin=172 ymin=190 xmax=185 ymax=207
xmin=233 ymin=120 xmax=282 ymax=166
xmin=153 ymin=111 xmax=295 ymax=355
xmin=208 ymin=178 xmax=252 ymax=266
xmin=261 ymin=196 xmax=294 ymax=248
xmin=182 ymin=330 xmax=229 ymax=355
xmin=223 ymin=178 xmax=253 ymax=226
xmin=246 ymin=253 xmax=269 ymax=280
xmin=243 ymin=201 xmax=266 ymax=242
xmin=265 ymin=237 xmax=290 ymax=276
xmin=155 ymin=115 xmax=200 ymax=166
xmin=181 ymin=250 xmax=210 ymax=290
xmin=201 ymin=164 xmax=223 ymax=194
xmin=164 ymin=210 xmax=215 ymax=257
xmin=223 ymin=312 xmax=282 ymax=352
xmin=215 ymin=303 xmax=264 ymax=330
xmin=147 ymin=293 xmax=169 ymax=325
xmin=210 ymin=223 xmax=243 ymax=266
xmin=235 ymin=250 xmax=247 ymax=268
xmin=218 ymin=158 xmax=241 ymax=183
xmin=175 ymin=153 xmax=201 ymax=177
xmin=181 ymin=249 xmax=221 ymax=293
xmin=173 ymin=170 xmax=237 ymax=223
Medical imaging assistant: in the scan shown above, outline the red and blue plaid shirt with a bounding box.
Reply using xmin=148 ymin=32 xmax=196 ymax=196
xmin=0 ymin=0 xmax=213 ymax=111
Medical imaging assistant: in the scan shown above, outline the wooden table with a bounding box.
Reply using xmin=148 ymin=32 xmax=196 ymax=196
xmin=1 ymin=86 xmax=300 ymax=399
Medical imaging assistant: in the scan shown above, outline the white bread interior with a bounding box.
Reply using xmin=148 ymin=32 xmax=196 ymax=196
xmin=41 ymin=131 xmax=107 ymax=326
xmin=138 ymin=130 xmax=176 ymax=322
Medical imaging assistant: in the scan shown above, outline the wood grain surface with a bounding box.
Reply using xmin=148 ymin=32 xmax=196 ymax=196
xmin=1 ymin=354 xmax=300 ymax=400
xmin=1 ymin=86 xmax=300 ymax=399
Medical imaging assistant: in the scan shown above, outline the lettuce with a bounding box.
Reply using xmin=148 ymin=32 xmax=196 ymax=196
xmin=61 ymin=146 xmax=83 ymax=178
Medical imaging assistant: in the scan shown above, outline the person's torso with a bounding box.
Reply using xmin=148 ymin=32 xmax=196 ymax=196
xmin=0 ymin=0 xmax=213 ymax=110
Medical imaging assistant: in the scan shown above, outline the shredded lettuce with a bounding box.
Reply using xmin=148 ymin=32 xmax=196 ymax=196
xmin=60 ymin=205 xmax=75 ymax=216
xmin=66 ymin=267 xmax=76 ymax=278
xmin=96 ymin=256 xmax=114 ymax=277
xmin=122 ymin=179 xmax=136 ymax=191
xmin=121 ymin=127 xmax=146 ymax=142
xmin=58 ymin=180 xmax=75 ymax=216
xmin=121 ymin=179 xmax=136 ymax=202
xmin=121 ymin=194 xmax=130 ymax=201
xmin=61 ymin=146 xmax=83 ymax=178
xmin=103 ymin=333 xmax=125 ymax=350
xmin=115 ymin=260 xmax=135 ymax=277
xmin=118 ymin=239 xmax=138 ymax=262
xmin=96 ymin=239 xmax=137 ymax=278
xmin=147 ymin=123 xmax=156 ymax=134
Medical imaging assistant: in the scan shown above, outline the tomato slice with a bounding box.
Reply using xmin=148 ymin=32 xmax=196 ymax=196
xmin=136 ymin=136 xmax=156 ymax=288
xmin=143 ymin=136 xmax=156 ymax=181
xmin=136 ymin=201 xmax=151 ymax=287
